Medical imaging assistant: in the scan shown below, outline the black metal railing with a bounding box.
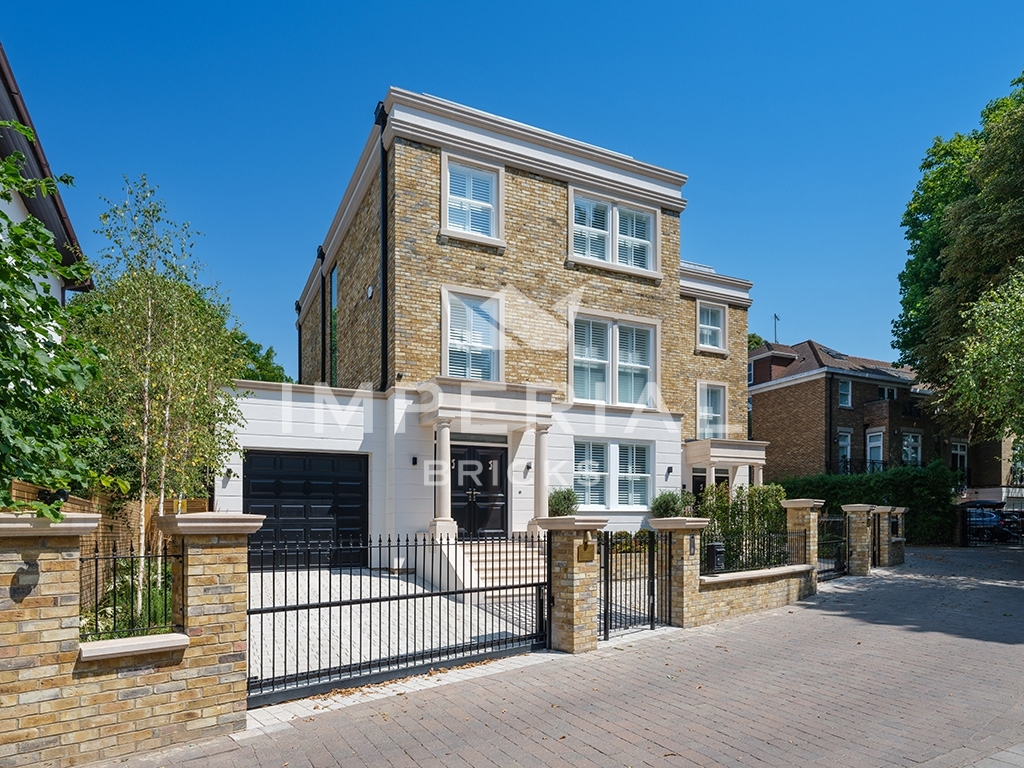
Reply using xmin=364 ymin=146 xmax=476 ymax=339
xmin=699 ymin=530 xmax=805 ymax=575
xmin=80 ymin=541 xmax=184 ymax=641
xmin=817 ymin=515 xmax=848 ymax=580
xmin=247 ymin=533 xmax=549 ymax=707
xmin=598 ymin=530 xmax=671 ymax=638
xmin=834 ymin=459 xmax=888 ymax=475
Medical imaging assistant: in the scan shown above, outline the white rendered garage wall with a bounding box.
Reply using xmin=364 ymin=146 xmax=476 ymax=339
xmin=1 ymin=193 xmax=62 ymax=299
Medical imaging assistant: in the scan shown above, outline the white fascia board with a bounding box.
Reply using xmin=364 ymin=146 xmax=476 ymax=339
xmin=383 ymin=89 xmax=687 ymax=212
xmin=748 ymin=366 xmax=918 ymax=395
xmin=748 ymin=349 xmax=798 ymax=363
xmin=679 ymin=267 xmax=753 ymax=308
xmin=748 ymin=368 xmax=827 ymax=394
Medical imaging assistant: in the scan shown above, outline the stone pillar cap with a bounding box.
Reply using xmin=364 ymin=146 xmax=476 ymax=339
xmin=155 ymin=512 xmax=265 ymax=536
xmin=533 ymin=516 xmax=609 ymax=531
xmin=781 ymin=499 xmax=825 ymax=509
xmin=0 ymin=512 xmax=100 ymax=538
xmin=648 ymin=517 xmax=711 ymax=531
xmin=841 ymin=504 xmax=876 ymax=512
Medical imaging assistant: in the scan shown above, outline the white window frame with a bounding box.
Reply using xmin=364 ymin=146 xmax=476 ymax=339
xmin=572 ymin=317 xmax=611 ymax=403
xmin=573 ymin=441 xmax=608 ymax=507
xmin=837 ymin=429 xmax=852 ymax=474
xmin=867 ymin=429 xmax=884 ymax=472
xmin=440 ymin=152 xmax=506 ymax=252
xmin=567 ymin=187 xmax=662 ymax=280
xmin=747 ymin=361 xmax=754 ymax=386
xmin=697 ymin=381 xmax=728 ymax=439
xmin=838 ymin=379 xmax=852 ymax=408
xmin=951 ymin=441 xmax=968 ymax=473
xmin=568 ymin=308 xmax=660 ymax=409
xmin=441 ymin=286 xmax=503 ymax=382
xmin=878 ymin=386 xmax=897 ymax=401
xmin=574 ymin=440 xmax=652 ymax=511
xmin=696 ymin=301 xmax=728 ymax=353
xmin=902 ymin=432 xmax=922 ymax=467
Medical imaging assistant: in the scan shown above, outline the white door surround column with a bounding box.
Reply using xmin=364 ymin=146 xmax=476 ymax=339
xmin=528 ymin=424 xmax=550 ymax=533
xmin=429 ymin=418 xmax=458 ymax=539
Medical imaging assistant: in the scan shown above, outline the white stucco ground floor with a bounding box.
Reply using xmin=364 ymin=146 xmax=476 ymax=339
xmin=215 ymin=379 xmax=766 ymax=543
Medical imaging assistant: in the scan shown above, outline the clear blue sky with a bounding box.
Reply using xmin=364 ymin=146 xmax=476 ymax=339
xmin=4 ymin=1 xmax=1023 ymax=377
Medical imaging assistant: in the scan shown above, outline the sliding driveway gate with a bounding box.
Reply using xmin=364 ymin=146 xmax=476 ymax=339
xmin=247 ymin=534 xmax=549 ymax=707
xmin=598 ymin=530 xmax=672 ymax=638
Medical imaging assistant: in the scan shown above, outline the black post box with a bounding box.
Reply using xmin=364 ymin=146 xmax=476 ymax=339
xmin=706 ymin=542 xmax=725 ymax=573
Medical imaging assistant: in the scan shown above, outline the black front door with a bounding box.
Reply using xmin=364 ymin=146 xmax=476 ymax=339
xmin=451 ymin=445 xmax=508 ymax=537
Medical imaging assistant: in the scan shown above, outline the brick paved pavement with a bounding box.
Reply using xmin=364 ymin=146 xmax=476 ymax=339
xmin=91 ymin=546 xmax=1024 ymax=768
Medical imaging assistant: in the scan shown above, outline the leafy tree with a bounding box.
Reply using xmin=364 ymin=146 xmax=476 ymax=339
xmin=68 ymin=176 xmax=245 ymax=546
xmin=940 ymin=269 xmax=1024 ymax=461
xmin=747 ymin=332 xmax=765 ymax=351
xmin=0 ymin=121 xmax=105 ymax=521
xmin=894 ymin=71 xmax=1024 ymax=435
xmin=232 ymin=330 xmax=291 ymax=382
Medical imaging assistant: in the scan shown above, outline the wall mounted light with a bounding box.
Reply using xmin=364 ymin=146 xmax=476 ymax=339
xmin=667 ymin=466 xmax=674 ymax=475
xmin=525 ymin=462 xmax=533 ymax=472
xmin=411 ymin=456 xmax=418 ymax=466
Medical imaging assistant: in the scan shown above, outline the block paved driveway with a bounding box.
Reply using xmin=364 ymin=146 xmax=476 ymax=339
xmin=94 ymin=546 xmax=1024 ymax=768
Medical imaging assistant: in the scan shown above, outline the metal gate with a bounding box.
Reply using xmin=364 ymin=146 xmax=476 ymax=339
xmin=817 ymin=514 xmax=848 ymax=580
xmin=247 ymin=534 xmax=548 ymax=707
xmin=598 ymin=530 xmax=672 ymax=638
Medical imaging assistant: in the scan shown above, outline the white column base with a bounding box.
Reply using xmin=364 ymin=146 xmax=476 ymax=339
xmin=428 ymin=517 xmax=459 ymax=540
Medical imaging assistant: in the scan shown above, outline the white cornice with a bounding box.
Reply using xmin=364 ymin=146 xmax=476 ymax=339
xmin=679 ymin=266 xmax=753 ymax=308
xmin=383 ymin=88 xmax=688 ymax=212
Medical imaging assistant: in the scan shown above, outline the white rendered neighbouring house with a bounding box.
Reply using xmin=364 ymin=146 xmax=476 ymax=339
xmin=217 ymin=89 xmax=765 ymax=547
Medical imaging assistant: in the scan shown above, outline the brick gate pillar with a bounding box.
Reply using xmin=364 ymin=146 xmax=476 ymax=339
xmin=842 ymin=504 xmax=875 ymax=576
xmin=648 ymin=517 xmax=710 ymax=629
xmin=535 ymin=517 xmax=607 ymax=654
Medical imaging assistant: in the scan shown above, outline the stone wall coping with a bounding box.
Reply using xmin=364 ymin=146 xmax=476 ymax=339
xmin=154 ymin=512 xmax=266 ymax=536
xmin=648 ymin=517 xmax=711 ymax=531
xmin=841 ymin=504 xmax=876 ymax=513
xmin=872 ymin=506 xmax=897 ymax=514
xmin=78 ymin=633 xmax=190 ymax=662
xmin=0 ymin=512 xmax=100 ymax=538
xmin=780 ymin=499 xmax=826 ymax=509
xmin=534 ymin=516 xmax=609 ymax=531
xmin=699 ymin=563 xmax=814 ymax=586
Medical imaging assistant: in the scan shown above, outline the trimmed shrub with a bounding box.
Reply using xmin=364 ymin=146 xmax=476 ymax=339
xmin=548 ymin=487 xmax=579 ymax=517
xmin=699 ymin=483 xmax=787 ymax=540
xmin=649 ymin=490 xmax=696 ymax=518
xmin=779 ymin=460 xmax=958 ymax=545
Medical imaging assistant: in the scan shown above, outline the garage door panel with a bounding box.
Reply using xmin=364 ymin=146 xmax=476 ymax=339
xmin=244 ymin=451 xmax=369 ymax=566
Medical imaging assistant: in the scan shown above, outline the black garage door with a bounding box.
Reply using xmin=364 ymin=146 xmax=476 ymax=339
xmin=244 ymin=451 xmax=368 ymax=567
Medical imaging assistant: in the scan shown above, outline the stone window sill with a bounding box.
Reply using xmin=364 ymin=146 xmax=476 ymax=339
xmin=78 ymin=632 xmax=190 ymax=661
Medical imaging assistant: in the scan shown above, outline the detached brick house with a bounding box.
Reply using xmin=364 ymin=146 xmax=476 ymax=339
xmin=748 ymin=340 xmax=1021 ymax=510
xmin=220 ymin=89 xmax=765 ymax=543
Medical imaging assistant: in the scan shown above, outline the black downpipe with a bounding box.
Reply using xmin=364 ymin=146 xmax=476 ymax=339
xmin=826 ymin=372 xmax=833 ymax=474
xmin=317 ymin=246 xmax=326 ymax=383
xmin=294 ymin=299 xmax=302 ymax=383
xmin=375 ymin=102 xmax=389 ymax=392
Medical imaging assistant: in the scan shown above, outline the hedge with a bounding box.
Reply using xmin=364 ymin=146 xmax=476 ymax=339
xmin=779 ymin=460 xmax=959 ymax=545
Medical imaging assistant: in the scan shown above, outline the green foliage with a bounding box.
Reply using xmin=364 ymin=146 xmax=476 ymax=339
xmin=0 ymin=120 xmax=106 ymax=521
xmin=779 ymin=461 xmax=959 ymax=545
xmin=894 ymin=71 xmax=1024 ymax=437
xmin=232 ymin=329 xmax=292 ymax=383
xmin=548 ymin=487 xmax=579 ymax=517
xmin=939 ymin=269 xmax=1024 ymax=465
xmin=748 ymin=332 xmax=766 ymax=351
xmin=67 ymin=176 xmax=245 ymax=523
xmin=698 ymin=484 xmax=787 ymax=541
xmin=649 ymin=490 xmax=696 ymax=518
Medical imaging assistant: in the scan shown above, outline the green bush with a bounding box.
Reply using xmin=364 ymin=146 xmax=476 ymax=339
xmin=699 ymin=483 xmax=787 ymax=540
xmin=779 ymin=460 xmax=959 ymax=545
xmin=548 ymin=487 xmax=579 ymax=517
xmin=649 ymin=490 xmax=696 ymax=518
xmin=610 ymin=530 xmax=634 ymax=552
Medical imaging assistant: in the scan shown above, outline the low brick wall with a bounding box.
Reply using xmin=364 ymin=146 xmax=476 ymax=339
xmin=687 ymin=565 xmax=816 ymax=628
xmin=0 ymin=512 xmax=263 ymax=768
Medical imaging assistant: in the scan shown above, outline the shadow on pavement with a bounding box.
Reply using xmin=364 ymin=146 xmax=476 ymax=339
xmin=806 ymin=546 xmax=1024 ymax=645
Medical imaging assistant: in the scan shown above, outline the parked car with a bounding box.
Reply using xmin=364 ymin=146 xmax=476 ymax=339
xmin=967 ymin=509 xmax=1015 ymax=542
xmin=996 ymin=511 xmax=1022 ymax=536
